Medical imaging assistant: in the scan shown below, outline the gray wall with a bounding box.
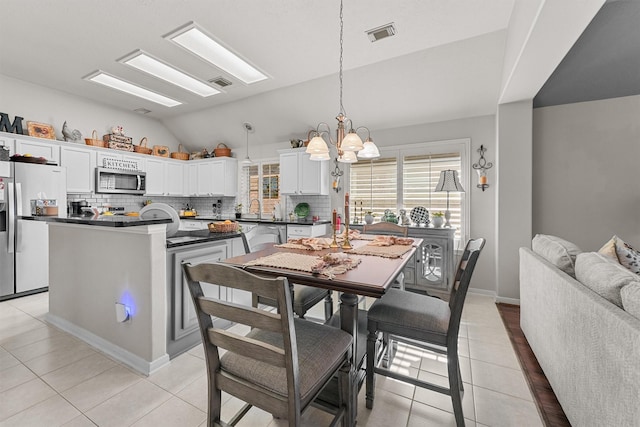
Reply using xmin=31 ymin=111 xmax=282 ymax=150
xmin=532 ymin=94 xmax=640 ymax=250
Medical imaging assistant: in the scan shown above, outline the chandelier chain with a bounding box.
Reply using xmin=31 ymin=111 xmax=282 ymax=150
xmin=339 ymin=0 xmax=345 ymax=117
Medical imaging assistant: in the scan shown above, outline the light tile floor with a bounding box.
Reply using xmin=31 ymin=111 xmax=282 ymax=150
xmin=0 ymin=291 xmax=543 ymax=426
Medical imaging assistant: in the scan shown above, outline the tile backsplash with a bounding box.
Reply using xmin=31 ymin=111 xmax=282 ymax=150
xmin=66 ymin=193 xmax=332 ymax=220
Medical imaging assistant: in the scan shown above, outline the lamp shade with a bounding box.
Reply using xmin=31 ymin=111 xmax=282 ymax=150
xmin=309 ymin=152 xmax=330 ymax=161
xmin=340 ymin=131 xmax=364 ymax=151
xmin=337 ymin=150 xmax=357 ymax=163
xmin=434 ymin=170 xmax=465 ymax=192
xmin=357 ymin=139 xmax=380 ymax=159
xmin=306 ymin=135 xmax=330 ymax=154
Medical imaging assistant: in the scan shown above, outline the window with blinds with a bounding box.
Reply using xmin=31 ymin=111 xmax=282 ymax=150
xmin=350 ymin=147 xmax=465 ymax=239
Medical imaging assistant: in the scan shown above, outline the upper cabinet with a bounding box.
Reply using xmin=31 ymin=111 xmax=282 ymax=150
xmin=193 ymin=157 xmax=237 ymax=197
xmin=60 ymin=145 xmax=97 ymax=193
xmin=279 ymin=148 xmax=329 ymax=195
xmin=15 ymin=137 xmax=60 ymax=164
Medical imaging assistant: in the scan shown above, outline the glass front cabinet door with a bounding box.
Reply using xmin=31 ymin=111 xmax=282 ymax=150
xmin=407 ymin=228 xmax=455 ymax=292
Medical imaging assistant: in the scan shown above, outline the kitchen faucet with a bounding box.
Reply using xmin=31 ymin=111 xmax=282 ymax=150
xmin=249 ymin=199 xmax=262 ymax=219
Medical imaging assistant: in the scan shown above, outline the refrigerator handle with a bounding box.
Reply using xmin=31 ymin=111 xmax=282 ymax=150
xmin=137 ymin=175 xmax=141 ymax=191
xmin=8 ymin=182 xmax=15 ymax=254
xmin=15 ymin=182 xmax=23 ymax=216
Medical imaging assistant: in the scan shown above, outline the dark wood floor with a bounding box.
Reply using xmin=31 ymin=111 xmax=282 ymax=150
xmin=496 ymin=303 xmax=571 ymax=427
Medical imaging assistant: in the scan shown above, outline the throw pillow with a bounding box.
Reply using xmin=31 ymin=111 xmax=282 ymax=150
xmin=598 ymin=235 xmax=640 ymax=275
xmin=621 ymin=282 xmax=640 ymax=320
xmin=532 ymin=234 xmax=582 ymax=278
xmin=598 ymin=236 xmax=618 ymax=260
xmin=615 ymin=239 xmax=640 ymax=275
xmin=575 ymin=252 xmax=639 ymax=307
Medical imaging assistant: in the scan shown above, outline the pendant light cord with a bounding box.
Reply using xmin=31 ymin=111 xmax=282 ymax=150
xmin=339 ymin=0 xmax=345 ymax=117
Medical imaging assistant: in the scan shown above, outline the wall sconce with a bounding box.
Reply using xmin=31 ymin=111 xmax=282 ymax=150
xmin=331 ymin=158 xmax=343 ymax=192
xmin=472 ymin=145 xmax=493 ymax=191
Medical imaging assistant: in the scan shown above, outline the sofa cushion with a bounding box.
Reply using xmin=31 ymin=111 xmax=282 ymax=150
xmin=598 ymin=235 xmax=640 ymax=275
xmin=575 ymin=252 xmax=639 ymax=307
xmin=621 ymin=282 xmax=640 ymax=320
xmin=532 ymin=234 xmax=582 ymax=278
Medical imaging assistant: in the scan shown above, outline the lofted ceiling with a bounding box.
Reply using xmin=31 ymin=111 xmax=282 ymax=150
xmin=0 ymin=0 xmax=608 ymax=150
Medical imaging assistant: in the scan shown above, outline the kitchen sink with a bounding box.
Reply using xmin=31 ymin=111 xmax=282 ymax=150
xmin=166 ymin=236 xmax=203 ymax=244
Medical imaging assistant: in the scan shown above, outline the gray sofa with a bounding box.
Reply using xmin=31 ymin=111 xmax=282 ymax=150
xmin=519 ymin=235 xmax=640 ymax=427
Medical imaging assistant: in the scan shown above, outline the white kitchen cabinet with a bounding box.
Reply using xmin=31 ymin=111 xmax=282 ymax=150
xmin=194 ymin=158 xmax=237 ymax=197
xmin=185 ymin=163 xmax=198 ymax=196
xmin=165 ymin=161 xmax=185 ymax=196
xmin=145 ymin=157 xmax=165 ymax=195
xmin=15 ymin=137 xmax=60 ymax=164
xmin=279 ymin=148 xmax=328 ymax=195
xmin=96 ymin=151 xmax=144 ymax=171
xmin=286 ymin=223 xmax=330 ymax=240
xmin=60 ymin=145 xmax=97 ymax=193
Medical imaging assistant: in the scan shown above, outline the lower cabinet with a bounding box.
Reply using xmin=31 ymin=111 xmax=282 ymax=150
xmin=166 ymin=238 xmax=250 ymax=358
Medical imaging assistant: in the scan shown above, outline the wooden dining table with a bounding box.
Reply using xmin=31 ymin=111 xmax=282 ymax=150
xmin=222 ymin=236 xmax=422 ymax=425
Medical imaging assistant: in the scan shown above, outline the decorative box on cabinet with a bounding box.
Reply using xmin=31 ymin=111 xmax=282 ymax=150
xmin=278 ymin=147 xmax=329 ymax=195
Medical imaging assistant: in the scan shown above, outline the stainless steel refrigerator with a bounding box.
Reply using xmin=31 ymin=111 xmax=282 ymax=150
xmin=0 ymin=161 xmax=67 ymax=300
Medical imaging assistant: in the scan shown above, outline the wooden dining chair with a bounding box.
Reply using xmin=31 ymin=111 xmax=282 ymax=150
xmin=245 ymin=227 xmax=334 ymax=321
xmin=182 ymin=262 xmax=353 ymax=427
xmin=362 ymin=221 xmax=409 ymax=237
xmin=365 ymin=238 xmax=485 ymax=427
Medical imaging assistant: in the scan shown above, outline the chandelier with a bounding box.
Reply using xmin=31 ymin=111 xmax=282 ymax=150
xmin=305 ymin=0 xmax=380 ymax=163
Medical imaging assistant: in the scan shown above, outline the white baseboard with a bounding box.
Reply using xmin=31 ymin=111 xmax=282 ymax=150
xmin=468 ymin=288 xmax=520 ymax=305
xmin=45 ymin=314 xmax=170 ymax=376
xmin=468 ymin=287 xmax=496 ymax=297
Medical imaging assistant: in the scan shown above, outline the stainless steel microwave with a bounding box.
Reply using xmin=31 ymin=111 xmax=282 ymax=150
xmin=95 ymin=167 xmax=146 ymax=195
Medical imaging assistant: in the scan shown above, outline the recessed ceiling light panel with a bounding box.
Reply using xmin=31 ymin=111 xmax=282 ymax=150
xmin=120 ymin=50 xmax=220 ymax=97
xmin=84 ymin=71 xmax=182 ymax=107
xmin=366 ymin=22 xmax=397 ymax=42
xmin=166 ymin=23 xmax=268 ymax=85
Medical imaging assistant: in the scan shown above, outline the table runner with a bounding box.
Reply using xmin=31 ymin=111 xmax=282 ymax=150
xmin=345 ymin=244 xmax=413 ymax=258
xmin=244 ymin=252 xmax=361 ymax=279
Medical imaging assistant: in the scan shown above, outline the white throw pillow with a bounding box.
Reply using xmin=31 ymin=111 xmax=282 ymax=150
xmin=532 ymin=234 xmax=582 ymax=278
xmin=575 ymin=252 xmax=639 ymax=308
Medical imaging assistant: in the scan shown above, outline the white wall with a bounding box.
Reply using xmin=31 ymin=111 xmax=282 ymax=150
xmin=0 ymin=75 xmax=180 ymax=150
xmin=532 ymin=94 xmax=640 ymax=250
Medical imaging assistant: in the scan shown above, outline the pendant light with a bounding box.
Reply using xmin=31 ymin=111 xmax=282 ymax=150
xmin=305 ymin=0 xmax=379 ymax=163
xmin=241 ymin=122 xmax=253 ymax=166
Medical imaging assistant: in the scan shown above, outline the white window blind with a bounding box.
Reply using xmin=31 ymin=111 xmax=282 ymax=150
xmin=240 ymin=162 xmax=280 ymax=215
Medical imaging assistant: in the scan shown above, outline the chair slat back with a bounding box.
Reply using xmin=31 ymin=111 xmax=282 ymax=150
xmin=182 ymin=261 xmax=297 ymax=370
xmin=447 ymin=238 xmax=485 ymax=337
xmin=362 ymin=222 xmax=409 ymax=237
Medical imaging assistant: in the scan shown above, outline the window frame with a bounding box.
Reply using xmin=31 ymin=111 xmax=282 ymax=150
xmin=349 ymin=138 xmax=470 ymax=246
xmin=240 ymin=157 xmax=280 ymax=216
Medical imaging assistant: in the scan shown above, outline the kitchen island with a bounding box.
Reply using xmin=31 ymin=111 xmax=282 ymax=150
xmin=46 ymin=216 xmax=245 ymax=375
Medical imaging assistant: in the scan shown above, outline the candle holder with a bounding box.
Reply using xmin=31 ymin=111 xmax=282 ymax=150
xmin=330 ymin=223 xmax=339 ymax=248
xmin=472 ymin=144 xmax=493 ymax=192
xmin=341 ymin=210 xmax=352 ymax=249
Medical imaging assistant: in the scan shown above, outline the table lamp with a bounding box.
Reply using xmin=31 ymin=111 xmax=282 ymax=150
xmin=434 ymin=170 xmax=465 ymax=228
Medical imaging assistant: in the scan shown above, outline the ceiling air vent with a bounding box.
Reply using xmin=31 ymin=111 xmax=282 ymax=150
xmin=209 ymin=77 xmax=233 ymax=88
xmin=134 ymin=108 xmax=152 ymax=114
xmin=366 ymin=23 xmax=396 ymax=42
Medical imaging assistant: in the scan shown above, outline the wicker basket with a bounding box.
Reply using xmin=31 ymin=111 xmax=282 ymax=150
xmin=85 ymin=130 xmax=106 ymax=148
xmin=134 ymin=137 xmax=153 ymax=155
xmin=208 ymin=221 xmax=238 ymax=233
xmin=213 ymin=143 xmax=231 ymax=157
xmin=171 ymin=144 xmax=190 ymax=161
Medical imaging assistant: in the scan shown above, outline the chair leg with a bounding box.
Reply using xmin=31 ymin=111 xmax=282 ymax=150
xmin=338 ymin=360 xmax=353 ymax=427
xmin=448 ymin=353 xmax=465 ymax=427
xmin=365 ymin=329 xmax=377 ymax=409
xmin=381 ymin=333 xmax=397 ymax=368
xmin=324 ymin=291 xmax=333 ymax=321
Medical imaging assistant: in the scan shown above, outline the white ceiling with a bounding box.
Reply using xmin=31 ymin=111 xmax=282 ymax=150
xmin=0 ymin=0 xmax=604 ymax=149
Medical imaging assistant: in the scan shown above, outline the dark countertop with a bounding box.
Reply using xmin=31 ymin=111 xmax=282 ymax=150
xmin=25 ymin=215 xmax=173 ymax=227
xmin=179 ymin=216 xmax=330 ymax=226
xmin=166 ymin=230 xmax=244 ymax=248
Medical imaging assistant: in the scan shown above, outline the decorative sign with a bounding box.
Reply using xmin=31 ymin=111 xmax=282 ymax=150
xmin=0 ymin=113 xmax=24 ymax=135
xmin=102 ymin=158 xmax=140 ymax=171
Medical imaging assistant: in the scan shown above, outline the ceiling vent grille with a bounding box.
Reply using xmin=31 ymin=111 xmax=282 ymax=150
xmin=134 ymin=108 xmax=152 ymax=114
xmin=209 ymin=77 xmax=233 ymax=87
xmin=366 ymin=23 xmax=396 ymax=42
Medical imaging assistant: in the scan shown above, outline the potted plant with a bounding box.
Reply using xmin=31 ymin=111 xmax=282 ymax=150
xmin=364 ymin=211 xmax=375 ymax=224
xmin=234 ymin=204 xmax=242 ymax=219
xmin=431 ymin=211 xmax=444 ymax=228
